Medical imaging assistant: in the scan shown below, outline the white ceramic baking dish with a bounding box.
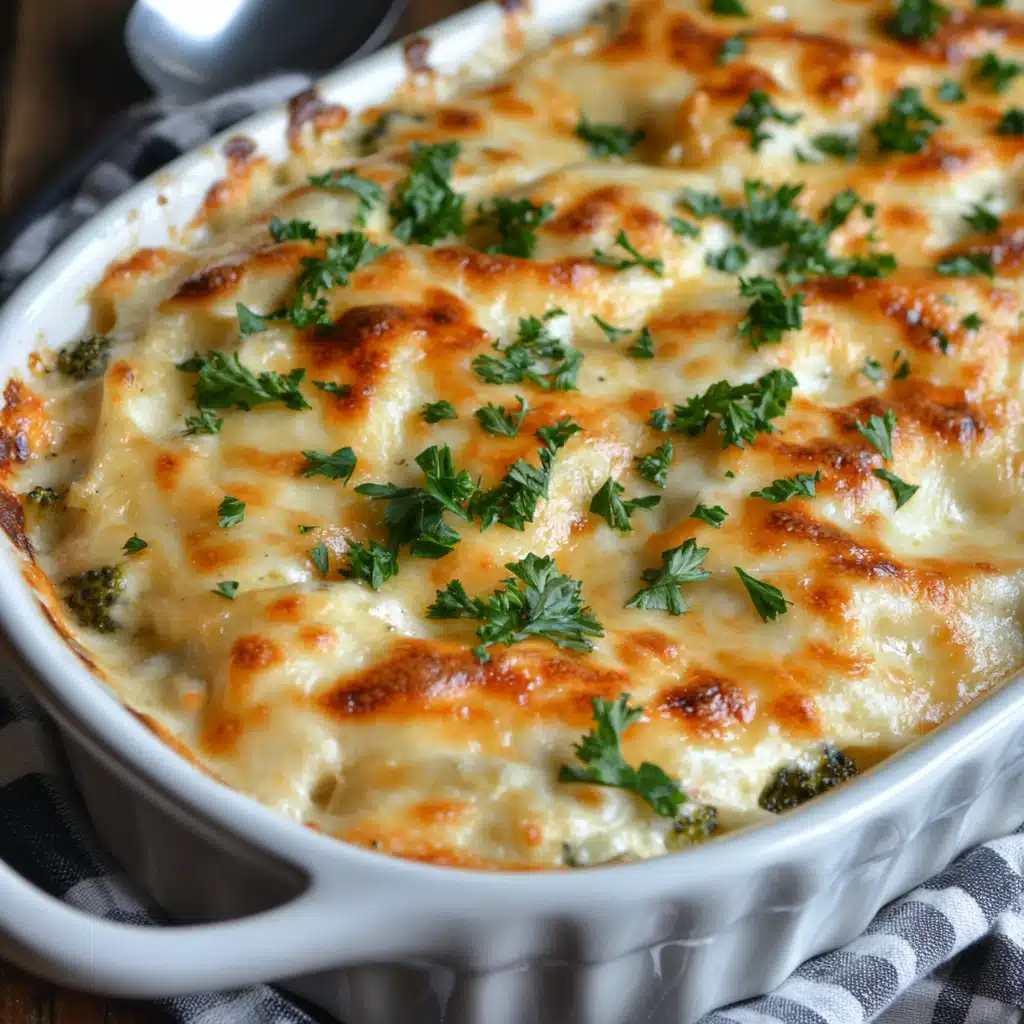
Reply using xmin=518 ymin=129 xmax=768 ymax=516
xmin=2 ymin=2 xmax=1024 ymax=1021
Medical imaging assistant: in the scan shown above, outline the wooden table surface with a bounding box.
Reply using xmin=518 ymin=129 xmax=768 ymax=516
xmin=0 ymin=0 xmax=460 ymax=1020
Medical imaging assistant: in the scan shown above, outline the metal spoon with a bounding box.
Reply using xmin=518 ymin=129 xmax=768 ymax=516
xmin=0 ymin=0 xmax=406 ymax=252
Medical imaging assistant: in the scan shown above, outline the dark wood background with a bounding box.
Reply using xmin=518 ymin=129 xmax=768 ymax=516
xmin=0 ymin=0 xmax=461 ymax=1019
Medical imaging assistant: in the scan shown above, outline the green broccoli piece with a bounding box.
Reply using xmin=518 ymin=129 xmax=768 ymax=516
xmin=758 ymin=743 xmax=856 ymax=813
xmin=24 ymin=487 xmax=62 ymax=506
xmin=665 ymin=803 xmax=718 ymax=848
xmin=62 ymin=565 xmax=126 ymax=633
xmin=56 ymin=336 xmax=112 ymax=380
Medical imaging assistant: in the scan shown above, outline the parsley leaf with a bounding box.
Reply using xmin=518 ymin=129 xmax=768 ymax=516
xmin=122 ymin=535 xmax=147 ymax=554
xmin=718 ymin=32 xmax=749 ymax=63
xmin=862 ymin=357 xmax=884 ymax=381
xmin=888 ymin=0 xmax=950 ymax=40
xmin=963 ymin=203 xmax=1001 ymax=233
xmin=591 ymin=230 xmax=664 ymax=275
xmin=237 ymin=303 xmax=270 ymax=336
xmin=654 ymin=368 xmax=799 ymax=449
xmin=309 ymin=543 xmax=330 ymax=576
xmin=668 ymin=216 xmax=700 ymax=238
xmin=301 ymin=447 xmax=357 ymax=484
xmin=812 ymin=133 xmax=859 ymax=159
xmin=472 ymin=314 xmax=581 ymax=391
xmin=735 ymin=567 xmax=791 ymax=621
xmin=975 ymin=51 xmax=1022 ymax=93
xmin=268 ymin=217 xmax=319 ymax=243
xmin=390 ymin=141 xmax=465 ymax=244
xmin=475 ymin=395 xmax=528 ymax=437
xmin=691 ymin=503 xmax=729 ymax=528
xmin=177 ymin=351 xmax=310 ymax=412
xmin=711 ymin=0 xmax=749 ymax=15
xmin=682 ymin=188 xmax=724 ymax=217
xmin=592 ymin=315 xmax=631 ymax=342
xmin=308 ymin=169 xmax=383 ymax=225
xmin=217 ymin=495 xmax=246 ymax=528
xmin=626 ymin=539 xmax=711 ymax=615
xmin=341 ymin=540 xmax=399 ymax=589
xmin=559 ymin=695 xmax=691 ymax=817
xmin=855 ymin=408 xmax=897 ymax=460
xmin=873 ymin=87 xmax=943 ymax=154
xmin=628 ymin=327 xmax=656 ymax=359
xmin=733 ymin=90 xmax=802 ymax=151
xmin=589 ymin=478 xmax=661 ymax=531
xmin=422 ymin=400 xmax=458 ymax=423
xmin=935 ymin=252 xmax=995 ymax=277
xmin=998 ymin=109 xmax=1024 ymax=135
xmin=312 ymin=380 xmax=351 ymax=397
xmin=476 ymin=198 xmax=554 ymax=258
xmin=575 ymin=116 xmax=645 ymax=157
xmin=427 ymin=553 xmax=603 ymax=662
xmin=750 ymin=470 xmax=822 ymax=503
xmin=707 ymin=244 xmax=750 ymax=273
xmin=937 ymin=78 xmax=965 ymax=103
xmin=873 ymin=467 xmax=919 ymax=508
xmin=213 ymin=581 xmax=239 ymax=600
xmin=635 ymin=440 xmax=674 ymax=487
xmin=894 ymin=351 xmax=911 ymax=379
xmin=738 ymin=276 xmax=804 ymax=348
xmin=961 ymin=312 xmax=984 ymax=330
xmin=184 ymin=409 xmax=224 ymax=436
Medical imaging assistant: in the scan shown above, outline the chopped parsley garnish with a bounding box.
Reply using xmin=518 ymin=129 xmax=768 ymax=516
xmin=285 ymin=231 xmax=388 ymax=328
xmin=937 ymin=79 xmax=965 ymax=103
xmin=651 ymin=368 xmax=798 ymax=449
xmin=213 ymin=581 xmax=239 ymax=600
xmin=25 ymin=487 xmax=61 ymax=506
xmin=628 ymin=327 xmax=656 ymax=359
xmin=894 ymin=350 xmax=911 ymax=379
xmin=738 ymin=276 xmax=804 ymax=348
xmin=855 ymin=408 xmax=897 ymax=460
xmin=750 ymin=470 xmax=822 ymax=503
xmin=236 ymin=303 xmax=269 ymax=336
xmin=301 ymin=447 xmax=357 ymax=484
xmin=575 ymin=116 xmax=645 ymax=157
xmin=122 ymin=535 xmax=147 ymax=554
xmin=735 ymin=567 xmax=791 ymax=621
xmin=217 ymin=495 xmax=246 ymax=528
xmin=711 ymin=0 xmax=749 ymax=15
xmin=732 ymin=90 xmax=802 ymax=151
xmin=975 ymin=51 xmax=1023 ymax=93
xmin=268 ymin=217 xmax=319 ymax=243
xmin=357 ymin=444 xmax=476 ymax=558
xmin=888 ymin=0 xmax=950 ymax=41
xmin=341 ymin=540 xmax=399 ymax=590
xmin=475 ymin=395 xmax=529 ymax=437
xmin=961 ymin=312 xmax=984 ymax=331
xmin=309 ymin=543 xmax=330 ymax=576
xmin=718 ymin=32 xmax=749 ymax=63
xmin=935 ymin=252 xmax=995 ymax=277
xmin=589 ymin=478 xmax=661 ymax=532
xmin=307 ymin=169 xmax=383 ymax=224
xmin=862 ymin=357 xmax=884 ymax=381
xmin=962 ymin=203 xmax=1000 ymax=233
xmin=591 ymin=230 xmax=664 ymax=276
xmin=389 ymin=141 xmax=465 ymax=244
xmin=668 ymin=216 xmax=700 ymax=237
xmin=691 ymin=503 xmax=729 ymax=528
xmin=312 ymin=380 xmax=351 ymax=397
xmin=635 ymin=440 xmax=674 ymax=487
xmin=873 ymin=467 xmax=919 ymax=508
xmin=177 ymin=352 xmax=310 ymax=413
xmin=422 ymin=400 xmax=458 ymax=423
xmin=476 ymin=198 xmax=554 ymax=258
xmin=998 ymin=109 xmax=1024 ymax=135
xmin=626 ymin=539 xmax=710 ymax=615
xmin=592 ymin=315 xmax=631 ymax=342
xmin=933 ymin=328 xmax=951 ymax=354
xmin=472 ymin=314 xmax=582 ymax=391
xmin=873 ymin=87 xmax=943 ymax=155
xmin=559 ymin=695 xmax=691 ymax=817
xmin=682 ymin=188 xmax=723 ymax=217
xmin=812 ymin=133 xmax=859 ymax=159
xmin=427 ymin=553 xmax=603 ymax=662
xmin=298 ymin=525 xmax=317 ymax=534
xmin=707 ymin=244 xmax=750 ymax=273
xmin=184 ymin=409 xmax=224 ymax=436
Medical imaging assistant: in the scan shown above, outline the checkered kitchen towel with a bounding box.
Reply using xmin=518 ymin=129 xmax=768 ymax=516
xmin=2 ymin=78 xmax=1024 ymax=1024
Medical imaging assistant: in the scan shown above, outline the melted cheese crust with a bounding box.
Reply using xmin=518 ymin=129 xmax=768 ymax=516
xmin=8 ymin=0 xmax=1024 ymax=869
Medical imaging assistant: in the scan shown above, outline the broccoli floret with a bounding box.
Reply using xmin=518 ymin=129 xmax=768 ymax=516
xmin=758 ymin=743 xmax=857 ymax=813
xmin=56 ymin=336 xmax=111 ymax=380
xmin=24 ymin=487 xmax=62 ymax=506
xmin=665 ymin=803 xmax=718 ymax=848
xmin=62 ymin=565 xmax=125 ymax=633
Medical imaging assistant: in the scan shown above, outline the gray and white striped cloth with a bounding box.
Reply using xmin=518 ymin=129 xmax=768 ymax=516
xmin=1 ymin=78 xmax=1023 ymax=1024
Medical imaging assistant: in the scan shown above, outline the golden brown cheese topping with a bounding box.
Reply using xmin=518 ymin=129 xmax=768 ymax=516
xmin=8 ymin=0 xmax=1024 ymax=869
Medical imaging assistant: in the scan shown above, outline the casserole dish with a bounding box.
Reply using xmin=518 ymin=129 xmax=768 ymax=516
xmin=2 ymin=0 xmax=1024 ymax=1020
